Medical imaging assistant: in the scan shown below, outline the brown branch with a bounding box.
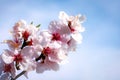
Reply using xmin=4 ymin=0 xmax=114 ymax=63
xmin=11 ymin=71 xmax=26 ymax=80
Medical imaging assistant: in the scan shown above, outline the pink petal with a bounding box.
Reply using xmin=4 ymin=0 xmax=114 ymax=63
xmin=1 ymin=50 xmax=14 ymax=64
xmin=36 ymin=58 xmax=59 ymax=73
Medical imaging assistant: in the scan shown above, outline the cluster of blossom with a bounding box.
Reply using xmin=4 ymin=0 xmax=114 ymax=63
xmin=0 ymin=11 xmax=85 ymax=80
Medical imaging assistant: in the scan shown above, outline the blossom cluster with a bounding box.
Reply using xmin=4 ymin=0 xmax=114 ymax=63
xmin=0 ymin=11 xmax=85 ymax=80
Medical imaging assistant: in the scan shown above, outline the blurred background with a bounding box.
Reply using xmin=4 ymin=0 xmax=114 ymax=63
xmin=0 ymin=0 xmax=120 ymax=80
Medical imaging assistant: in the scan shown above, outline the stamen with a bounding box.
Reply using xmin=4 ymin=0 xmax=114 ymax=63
xmin=4 ymin=64 xmax=12 ymax=73
xmin=22 ymin=31 xmax=30 ymax=40
xmin=52 ymin=33 xmax=61 ymax=41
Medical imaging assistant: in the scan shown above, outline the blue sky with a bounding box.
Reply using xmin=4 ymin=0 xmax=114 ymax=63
xmin=0 ymin=0 xmax=120 ymax=80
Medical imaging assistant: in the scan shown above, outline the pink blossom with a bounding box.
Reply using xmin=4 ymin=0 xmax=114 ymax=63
xmin=36 ymin=41 xmax=67 ymax=62
xmin=1 ymin=47 xmax=36 ymax=72
xmin=48 ymin=21 xmax=71 ymax=44
xmin=59 ymin=11 xmax=85 ymax=33
xmin=10 ymin=20 xmax=40 ymax=49
xmin=0 ymin=11 xmax=85 ymax=79
xmin=0 ymin=56 xmax=16 ymax=79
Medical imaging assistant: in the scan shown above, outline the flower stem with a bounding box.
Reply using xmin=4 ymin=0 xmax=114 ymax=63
xmin=11 ymin=71 xmax=26 ymax=80
xmin=21 ymin=39 xmax=27 ymax=49
xmin=35 ymin=53 xmax=45 ymax=61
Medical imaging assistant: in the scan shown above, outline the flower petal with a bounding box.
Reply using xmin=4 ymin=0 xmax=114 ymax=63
xmin=21 ymin=46 xmax=35 ymax=58
xmin=36 ymin=58 xmax=59 ymax=73
xmin=71 ymin=33 xmax=83 ymax=44
xmin=59 ymin=11 xmax=69 ymax=21
xmin=20 ymin=58 xmax=36 ymax=72
xmin=1 ymin=50 xmax=14 ymax=64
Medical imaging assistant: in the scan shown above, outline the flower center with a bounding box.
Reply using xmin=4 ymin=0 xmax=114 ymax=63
xmin=52 ymin=33 xmax=61 ymax=41
xmin=14 ymin=54 xmax=23 ymax=63
xmin=22 ymin=30 xmax=30 ymax=40
xmin=42 ymin=47 xmax=52 ymax=55
xmin=4 ymin=64 xmax=12 ymax=73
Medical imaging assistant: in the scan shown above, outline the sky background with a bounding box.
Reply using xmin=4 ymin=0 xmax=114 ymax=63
xmin=0 ymin=0 xmax=120 ymax=80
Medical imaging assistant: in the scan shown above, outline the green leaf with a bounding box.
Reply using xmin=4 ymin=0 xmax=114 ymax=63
xmin=36 ymin=24 xmax=41 ymax=28
xmin=31 ymin=21 xmax=33 ymax=24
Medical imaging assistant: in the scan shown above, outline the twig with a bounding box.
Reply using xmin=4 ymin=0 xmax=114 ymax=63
xmin=11 ymin=71 xmax=26 ymax=80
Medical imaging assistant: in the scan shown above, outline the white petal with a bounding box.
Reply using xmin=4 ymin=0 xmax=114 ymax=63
xmin=40 ymin=31 xmax=52 ymax=45
xmin=58 ymin=50 xmax=67 ymax=61
xmin=20 ymin=58 xmax=36 ymax=71
xmin=1 ymin=50 xmax=14 ymax=64
xmin=19 ymin=19 xmax=27 ymax=26
xmin=71 ymin=33 xmax=83 ymax=44
xmin=57 ymin=49 xmax=68 ymax=64
xmin=4 ymin=40 xmax=17 ymax=50
xmin=59 ymin=11 xmax=69 ymax=21
xmin=36 ymin=59 xmax=59 ymax=73
xmin=36 ymin=63 xmax=48 ymax=73
xmin=77 ymin=25 xmax=85 ymax=32
xmin=46 ymin=61 xmax=59 ymax=71
xmin=21 ymin=46 xmax=35 ymax=58
xmin=79 ymin=15 xmax=86 ymax=23
xmin=48 ymin=48 xmax=65 ymax=63
xmin=10 ymin=62 xmax=16 ymax=78
xmin=49 ymin=41 xmax=61 ymax=49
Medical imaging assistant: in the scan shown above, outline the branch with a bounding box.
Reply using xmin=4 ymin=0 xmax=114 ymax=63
xmin=11 ymin=71 xmax=26 ymax=80
xmin=35 ymin=53 xmax=45 ymax=61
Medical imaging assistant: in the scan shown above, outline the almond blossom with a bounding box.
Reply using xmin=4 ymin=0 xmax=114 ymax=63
xmin=0 ymin=56 xmax=16 ymax=80
xmin=1 ymin=47 xmax=36 ymax=72
xmin=59 ymin=11 xmax=85 ymax=33
xmin=48 ymin=21 xmax=71 ymax=43
xmin=59 ymin=11 xmax=85 ymax=45
xmin=0 ymin=11 xmax=85 ymax=80
xmin=6 ymin=20 xmax=40 ymax=50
